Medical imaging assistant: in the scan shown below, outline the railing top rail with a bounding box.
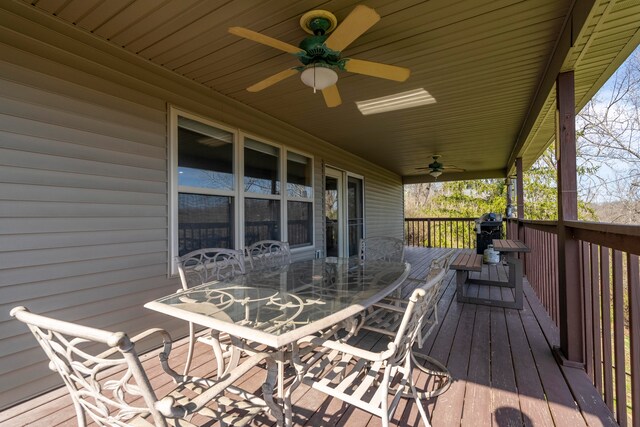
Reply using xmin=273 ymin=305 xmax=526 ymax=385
xmin=518 ymin=219 xmax=558 ymax=226
xmin=564 ymin=220 xmax=640 ymax=237
xmin=405 ymin=217 xmax=478 ymax=221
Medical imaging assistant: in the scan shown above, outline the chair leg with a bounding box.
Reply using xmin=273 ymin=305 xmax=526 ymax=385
xmin=72 ymin=398 xmax=87 ymax=427
xmin=183 ymin=321 xmax=196 ymax=376
xmin=409 ymin=370 xmax=432 ymax=427
xmin=380 ymin=369 xmax=392 ymax=427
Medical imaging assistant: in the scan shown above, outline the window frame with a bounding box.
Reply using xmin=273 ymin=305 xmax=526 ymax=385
xmin=169 ymin=107 xmax=314 ymax=276
xmin=284 ymin=147 xmax=315 ymax=249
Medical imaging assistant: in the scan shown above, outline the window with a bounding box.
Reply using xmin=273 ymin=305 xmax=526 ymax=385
xmin=244 ymin=138 xmax=280 ymax=195
xmin=170 ymin=108 xmax=314 ymax=273
xmin=287 ymin=152 xmax=313 ymax=248
xmin=347 ymin=176 xmax=364 ymax=257
xmin=176 ymin=116 xmax=235 ymax=257
xmin=243 ymin=138 xmax=281 ymax=246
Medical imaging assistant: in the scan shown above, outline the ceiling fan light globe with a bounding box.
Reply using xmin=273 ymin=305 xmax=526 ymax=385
xmin=429 ymin=170 xmax=442 ymax=178
xmin=301 ymin=65 xmax=338 ymax=91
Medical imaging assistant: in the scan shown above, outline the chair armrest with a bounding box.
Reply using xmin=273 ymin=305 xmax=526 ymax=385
xmin=155 ymin=352 xmax=276 ymax=417
xmin=298 ymin=335 xmax=396 ymax=362
xmin=92 ymin=328 xmax=173 ymax=363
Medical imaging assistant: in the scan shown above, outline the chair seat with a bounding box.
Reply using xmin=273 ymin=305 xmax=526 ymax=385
xmin=286 ymin=284 xmax=446 ymax=427
xmin=298 ymin=343 xmax=410 ymax=418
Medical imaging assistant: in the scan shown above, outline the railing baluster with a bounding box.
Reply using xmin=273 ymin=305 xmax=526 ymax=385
xmin=628 ymin=253 xmax=639 ymax=427
xmin=601 ymin=247 xmax=614 ymax=411
xmin=613 ymin=250 xmax=627 ymax=426
xmin=591 ymin=244 xmax=603 ymax=394
xmin=582 ymin=241 xmax=594 ymax=382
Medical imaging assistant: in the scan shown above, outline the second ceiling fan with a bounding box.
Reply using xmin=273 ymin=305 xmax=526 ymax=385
xmin=229 ymin=5 xmax=411 ymax=107
xmin=417 ymin=155 xmax=466 ymax=178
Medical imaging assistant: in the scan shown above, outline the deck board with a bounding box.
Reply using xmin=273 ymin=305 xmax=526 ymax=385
xmin=1 ymin=247 xmax=616 ymax=427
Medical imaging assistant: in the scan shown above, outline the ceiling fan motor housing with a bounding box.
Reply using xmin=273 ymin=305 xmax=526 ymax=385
xmin=299 ymin=35 xmax=340 ymax=65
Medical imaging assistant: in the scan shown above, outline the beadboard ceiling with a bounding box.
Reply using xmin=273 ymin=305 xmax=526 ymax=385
xmin=19 ymin=0 xmax=640 ymax=182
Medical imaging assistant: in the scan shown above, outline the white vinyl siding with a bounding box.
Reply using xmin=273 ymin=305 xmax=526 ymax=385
xmin=0 ymin=55 xmax=182 ymax=408
xmin=0 ymin=6 xmax=404 ymax=410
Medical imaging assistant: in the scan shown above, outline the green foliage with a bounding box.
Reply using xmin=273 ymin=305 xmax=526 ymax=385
xmin=420 ymin=179 xmax=507 ymax=218
xmin=524 ymin=144 xmax=597 ymax=220
xmin=409 ymin=144 xmax=597 ymax=221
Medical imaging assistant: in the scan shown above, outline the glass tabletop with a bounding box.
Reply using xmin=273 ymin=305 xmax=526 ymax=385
xmin=145 ymin=257 xmax=410 ymax=348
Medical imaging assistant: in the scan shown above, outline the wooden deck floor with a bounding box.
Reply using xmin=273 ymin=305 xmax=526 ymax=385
xmin=0 ymin=248 xmax=617 ymax=427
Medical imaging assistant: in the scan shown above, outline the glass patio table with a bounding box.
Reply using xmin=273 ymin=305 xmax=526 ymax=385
xmin=145 ymin=257 xmax=409 ymax=425
xmin=145 ymin=257 xmax=410 ymax=349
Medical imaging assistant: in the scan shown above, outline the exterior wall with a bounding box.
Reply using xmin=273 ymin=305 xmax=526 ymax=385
xmin=0 ymin=5 xmax=403 ymax=409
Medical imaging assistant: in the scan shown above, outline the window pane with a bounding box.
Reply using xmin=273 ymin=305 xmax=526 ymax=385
xmin=245 ymin=198 xmax=280 ymax=246
xmin=288 ymin=201 xmax=312 ymax=248
xmin=179 ymin=193 xmax=233 ymax=255
xmin=244 ymin=138 xmax=280 ymax=195
xmin=287 ymin=152 xmax=312 ymax=198
xmin=178 ymin=117 xmax=234 ymax=191
xmin=348 ymin=176 xmax=364 ymax=257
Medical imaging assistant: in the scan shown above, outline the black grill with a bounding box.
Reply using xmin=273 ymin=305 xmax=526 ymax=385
xmin=476 ymin=221 xmax=503 ymax=254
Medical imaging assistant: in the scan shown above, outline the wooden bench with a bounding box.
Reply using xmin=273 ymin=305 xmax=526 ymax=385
xmin=450 ymin=244 xmax=527 ymax=310
xmin=450 ymin=252 xmax=483 ymax=305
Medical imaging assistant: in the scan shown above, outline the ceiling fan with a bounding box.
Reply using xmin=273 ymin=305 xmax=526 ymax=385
xmin=417 ymin=155 xmax=465 ymax=178
xmin=228 ymin=5 xmax=410 ymax=107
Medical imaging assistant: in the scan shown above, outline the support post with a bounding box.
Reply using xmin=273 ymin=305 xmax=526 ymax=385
xmin=516 ymin=158 xmax=525 ymax=244
xmin=506 ymin=179 xmax=513 ymax=238
xmin=556 ymin=71 xmax=584 ymax=365
xmin=515 ymin=159 xmax=527 ymax=275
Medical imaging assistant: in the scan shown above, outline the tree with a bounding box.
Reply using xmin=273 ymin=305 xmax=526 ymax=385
xmin=523 ymin=144 xmax=596 ymax=220
xmin=418 ymin=179 xmax=506 ymax=218
xmin=576 ymin=47 xmax=640 ymax=222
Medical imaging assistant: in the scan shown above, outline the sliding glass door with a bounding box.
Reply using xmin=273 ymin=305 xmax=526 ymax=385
xmin=325 ymin=167 xmax=364 ymax=258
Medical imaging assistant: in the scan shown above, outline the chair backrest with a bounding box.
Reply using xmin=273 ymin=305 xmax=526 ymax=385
xmin=418 ymin=267 xmax=447 ymax=342
xmin=359 ymin=236 xmax=405 ymax=262
xmin=245 ymin=240 xmax=291 ymax=270
xmin=177 ymin=248 xmax=246 ymax=290
xmin=424 ymin=250 xmax=455 ymax=282
xmin=430 ymin=250 xmax=455 ymax=271
xmin=391 ymin=267 xmax=447 ymax=363
xmin=10 ymin=306 xmax=169 ymax=427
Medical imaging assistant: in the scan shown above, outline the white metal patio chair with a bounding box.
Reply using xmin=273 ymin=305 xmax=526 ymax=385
xmin=356 ymin=264 xmax=452 ymax=399
xmin=245 ymin=240 xmax=292 ymax=270
xmin=11 ymin=306 xmax=283 ymax=427
xmin=176 ymin=248 xmax=246 ymax=375
xmin=176 ymin=248 xmax=246 ymax=290
xmin=359 ymin=236 xmax=405 ymax=263
xmin=285 ymin=272 xmax=447 ymax=427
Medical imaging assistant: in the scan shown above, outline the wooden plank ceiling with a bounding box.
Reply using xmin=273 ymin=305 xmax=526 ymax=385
xmin=22 ymin=0 xmax=640 ymax=182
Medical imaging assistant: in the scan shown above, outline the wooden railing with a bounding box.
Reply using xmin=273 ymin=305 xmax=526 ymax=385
xmin=404 ymin=217 xmax=478 ymax=248
xmin=408 ymin=216 xmax=638 ymax=423
xmin=507 ymin=218 xmax=639 ymax=425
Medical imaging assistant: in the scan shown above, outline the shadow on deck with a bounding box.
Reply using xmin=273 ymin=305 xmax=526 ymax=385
xmin=0 ymin=247 xmax=616 ymax=426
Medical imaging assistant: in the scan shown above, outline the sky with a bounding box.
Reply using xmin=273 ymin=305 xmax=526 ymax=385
xmin=575 ymin=45 xmax=640 ymax=203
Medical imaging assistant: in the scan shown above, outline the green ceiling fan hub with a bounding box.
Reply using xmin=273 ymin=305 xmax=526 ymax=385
xmin=298 ymin=35 xmax=340 ymax=65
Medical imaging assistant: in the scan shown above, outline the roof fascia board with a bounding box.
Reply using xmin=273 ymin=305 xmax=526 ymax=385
xmin=506 ymin=0 xmax=596 ymax=173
